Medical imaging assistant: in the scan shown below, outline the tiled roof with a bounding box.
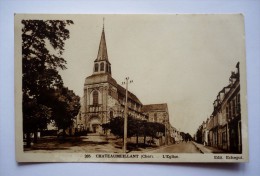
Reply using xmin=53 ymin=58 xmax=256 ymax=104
xmin=142 ymin=103 xmax=168 ymax=112
xmin=117 ymin=84 xmax=142 ymax=105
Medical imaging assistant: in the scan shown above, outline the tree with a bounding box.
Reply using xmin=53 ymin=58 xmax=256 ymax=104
xmin=103 ymin=116 xmax=166 ymax=147
xmin=144 ymin=122 xmax=165 ymax=145
xmin=195 ymin=126 xmax=203 ymax=143
xmin=180 ymin=132 xmax=193 ymax=142
xmin=107 ymin=116 xmax=124 ymax=138
xmin=185 ymin=133 xmax=193 ymax=141
xmin=48 ymin=87 xmax=80 ymax=136
xmin=133 ymin=119 xmax=146 ymax=147
xmin=103 ymin=116 xmax=137 ymax=139
xmin=23 ymin=98 xmax=52 ymax=146
xmin=22 ymin=20 xmax=74 ymax=146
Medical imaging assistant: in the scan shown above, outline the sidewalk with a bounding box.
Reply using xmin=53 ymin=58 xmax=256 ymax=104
xmin=192 ymin=141 xmax=225 ymax=153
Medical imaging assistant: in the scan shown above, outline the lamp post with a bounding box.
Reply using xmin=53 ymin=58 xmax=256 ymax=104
xmin=122 ymin=77 xmax=133 ymax=153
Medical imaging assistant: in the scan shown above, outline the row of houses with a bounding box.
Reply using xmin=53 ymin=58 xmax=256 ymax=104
xmin=195 ymin=62 xmax=242 ymax=153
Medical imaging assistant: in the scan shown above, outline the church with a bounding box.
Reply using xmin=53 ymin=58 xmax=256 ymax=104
xmin=75 ymin=25 xmax=171 ymax=135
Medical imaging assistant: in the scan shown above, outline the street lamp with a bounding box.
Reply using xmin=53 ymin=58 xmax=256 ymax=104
xmin=122 ymin=77 xmax=133 ymax=153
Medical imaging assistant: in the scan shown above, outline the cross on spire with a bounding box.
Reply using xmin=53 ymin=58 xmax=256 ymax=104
xmin=103 ymin=17 xmax=105 ymax=30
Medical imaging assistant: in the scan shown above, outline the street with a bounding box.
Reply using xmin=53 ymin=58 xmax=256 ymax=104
xmin=150 ymin=142 xmax=201 ymax=153
xmin=25 ymin=134 xmax=204 ymax=154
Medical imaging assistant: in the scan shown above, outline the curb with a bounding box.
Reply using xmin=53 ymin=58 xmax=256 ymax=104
xmin=192 ymin=142 xmax=204 ymax=154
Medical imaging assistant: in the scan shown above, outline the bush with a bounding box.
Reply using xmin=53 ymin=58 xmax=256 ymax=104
xmin=41 ymin=130 xmax=58 ymax=136
xmin=75 ymin=130 xmax=88 ymax=136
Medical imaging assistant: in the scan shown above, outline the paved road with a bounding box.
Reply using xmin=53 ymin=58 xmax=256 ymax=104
xmin=150 ymin=142 xmax=201 ymax=153
xmin=25 ymin=135 xmax=201 ymax=153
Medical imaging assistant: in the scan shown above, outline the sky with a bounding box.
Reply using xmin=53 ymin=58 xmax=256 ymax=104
xmin=38 ymin=14 xmax=245 ymax=135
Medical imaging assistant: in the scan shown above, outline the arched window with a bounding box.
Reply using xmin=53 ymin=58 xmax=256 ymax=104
xmin=106 ymin=64 xmax=108 ymax=72
xmin=154 ymin=113 xmax=157 ymax=122
xmin=93 ymin=91 xmax=98 ymax=105
xmin=110 ymin=111 xmax=113 ymax=118
xmin=94 ymin=63 xmax=99 ymax=72
xmin=100 ymin=62 xmax=104 ymax=71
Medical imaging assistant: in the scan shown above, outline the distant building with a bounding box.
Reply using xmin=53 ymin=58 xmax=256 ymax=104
xmin=142 ymin=104 xmax=169 ymax=124
xmin=142 ymin=103 xmax=170 ymax=144
xmin=202 ymin=121 xmax=209 ymax=146
xmin=170 ymin=126 xmax=182 ymax=143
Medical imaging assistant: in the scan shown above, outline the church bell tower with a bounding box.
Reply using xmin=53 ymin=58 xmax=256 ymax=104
xmin=93 ymin=23 xmax=112 ymax=75
xmin=83 ymin=21 xmax=118 ymax=134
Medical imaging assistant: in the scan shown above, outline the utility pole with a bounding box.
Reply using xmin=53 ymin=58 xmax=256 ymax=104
xmin=165 ymin=120 xmax=167 ymax=145
xmin=122 ymin=77 xmax=133 ymax=153
xmin=164 ymin=113 xmax=168 ymax=145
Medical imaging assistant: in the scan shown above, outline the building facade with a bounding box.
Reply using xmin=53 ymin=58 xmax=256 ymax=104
xmin=196 ymin=62 xmax=242 ymax=153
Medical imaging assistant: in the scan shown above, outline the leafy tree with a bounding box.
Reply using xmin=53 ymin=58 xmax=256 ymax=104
xmin=22 ymin=20 xmax=74 ymax=146
xmin=133 ymin=119 xmax=145 ymax=147
xmin=103 ymin=116 xmax=165 ymax=147
xmin=103 ymin=116 xmax=137 ymax=139
xmin=48 ymin=87 xmax=80 ymax=135
xmin=145 ymin=122 xmax=164 ymax=138
xmin=127 ymin=116 xmax=141 ymax=138
xmin=195 ymin=126 xmax=203 ymax=143
xmin=143 ymin=122 xmax=165 ymax=145
xmin=180 ymin=132 xmax=193 ymax=142
xmin=23 ymin=98 xmax=52 ymax=146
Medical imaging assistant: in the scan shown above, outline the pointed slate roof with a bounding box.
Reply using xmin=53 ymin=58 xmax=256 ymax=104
xmin=95 ymin=27 xmax=109 ymax=62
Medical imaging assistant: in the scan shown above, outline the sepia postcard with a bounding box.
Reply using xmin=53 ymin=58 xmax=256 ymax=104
xmin=15 ymin=14 xmax=248 ymax=162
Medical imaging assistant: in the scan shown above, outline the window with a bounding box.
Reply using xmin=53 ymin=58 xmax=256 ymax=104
xmin=232 ymin=99 xmax=236 ymax=116
xmin=237 ymin=94 xmax=241 ymax=114
xmin=228 ymin=102 xmax=232 ymax=119
xmin=93 ymin=91 xmax=98 ymax=105
xmin=154 ymin=113 xmax=157 ymax=122
xmin=110 ymin=111 xmax=113 ymax=118
xmin=222 ymin=131 xmax=226 ymax=144
xmin=214 ymin=132 xmax=217 ymax=145
xmin=226 ymin=106 xmax=229 ymax=120
xmin=100 ymin=62 xmax=104 ymax=71
xmin=94 ymin=63 xmax=99 ymax=72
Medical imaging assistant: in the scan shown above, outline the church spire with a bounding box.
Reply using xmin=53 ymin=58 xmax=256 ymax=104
xmin=96 ymin=18 xmax=108 ymax=62
xmin=93 ymin=19 xmax=112 ymax=75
